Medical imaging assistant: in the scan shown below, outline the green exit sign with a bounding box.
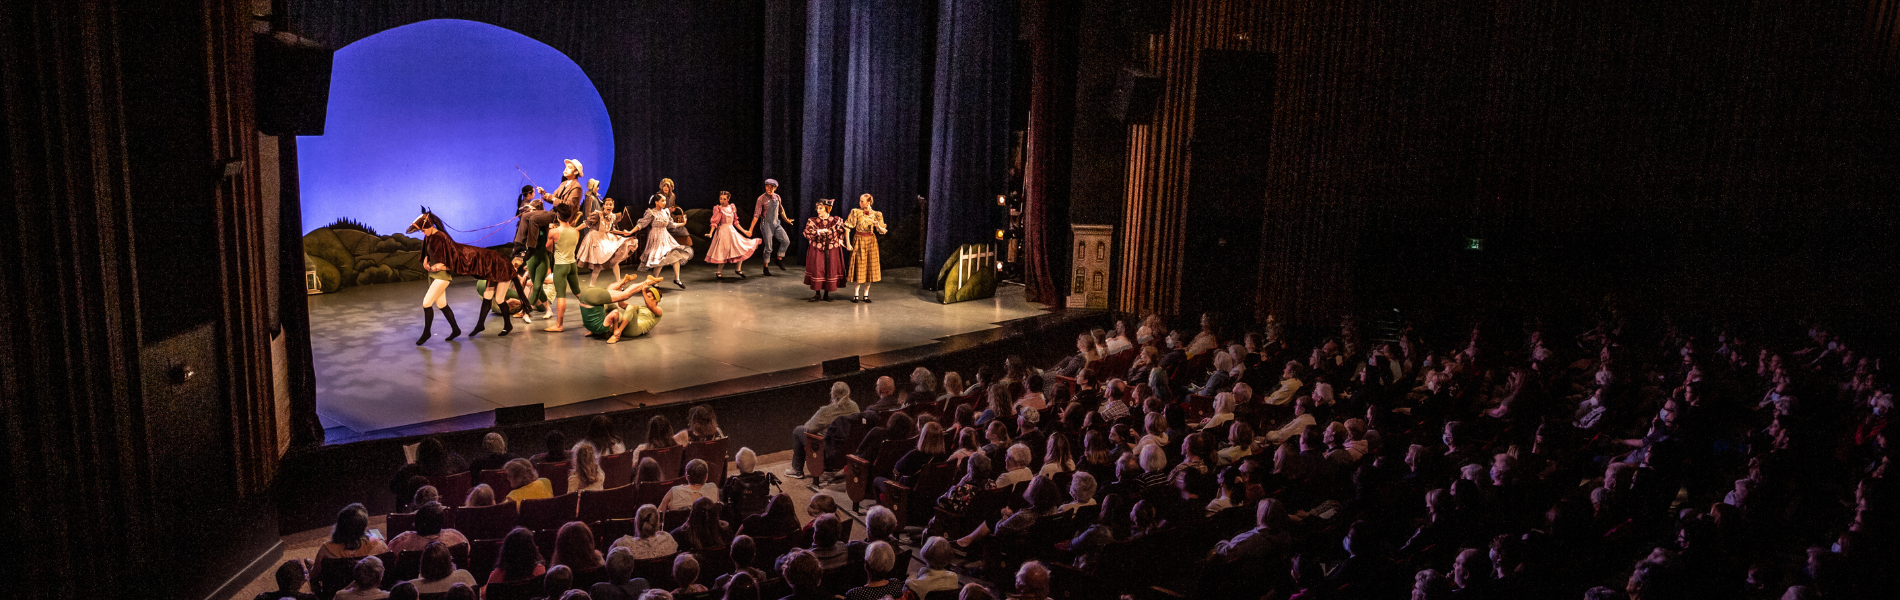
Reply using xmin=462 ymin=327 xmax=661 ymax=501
xmin=1465 ymin=238 xmax=1484 ymax=251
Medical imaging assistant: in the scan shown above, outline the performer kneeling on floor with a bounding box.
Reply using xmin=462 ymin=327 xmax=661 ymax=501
xmin=406 ymin=207 xmax=518 ymax=343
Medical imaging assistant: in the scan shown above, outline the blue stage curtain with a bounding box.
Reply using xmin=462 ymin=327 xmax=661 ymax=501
xmin=797 ymin=0 xmax=852 ymax=244
xmin=840 ymin=0 xmax=930 ymax=244
xmin=925 ymin=0 xmax=1015 ymax=278
xmin=283 ymin=0 xmax=765 ymax=212
xmin=763 ymin=0 xmax=807 ymax=198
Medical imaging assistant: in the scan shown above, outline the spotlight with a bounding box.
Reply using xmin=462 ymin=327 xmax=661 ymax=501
xmin=996 ymin=195 xmax=1007 ymax=206
xmin=996 ymin=261 xmax=1005 ymax=271
xmin=995 ymin=229 xmax=1006 ymax=240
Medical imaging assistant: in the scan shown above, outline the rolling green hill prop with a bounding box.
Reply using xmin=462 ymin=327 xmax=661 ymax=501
xmin=936 ymin=242 xmax=999 ymax=304
xmin=301 ymin=225 xmax=428 ymax=293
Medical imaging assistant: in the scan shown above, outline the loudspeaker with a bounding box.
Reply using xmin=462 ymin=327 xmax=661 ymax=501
xmin=495 ymin=404 xmax=545 ymax=426
xmin=821 ymin=356 xmax=861 ymax=377
xmin=1112 ymin=67 xmax=1163 ymax=124
xmin=254 ymin=33 xmax=333 ymax=136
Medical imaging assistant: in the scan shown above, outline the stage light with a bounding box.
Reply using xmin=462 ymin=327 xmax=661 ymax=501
xmin=995 ymin=229 xmax=1005 ymax=240
xmin=996 ymin=194 xmax=1007 ymax=206
xmin=996 ymin=261 xmax=1005 ymax=271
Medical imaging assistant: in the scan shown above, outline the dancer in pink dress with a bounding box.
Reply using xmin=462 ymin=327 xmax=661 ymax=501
xmin=703 ymin=191 xmax=762 ymax=279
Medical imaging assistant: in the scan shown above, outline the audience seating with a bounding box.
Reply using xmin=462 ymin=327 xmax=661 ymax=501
xmin=534 ymin=460 xmax=572 ymax=496
xmin=455 ymin=500 xmax=520 ymax=540
xmin=518 ymin=493 xmax=579 ymax=531
xmin=692 ymin=545 xmax=734 ymax=582
xmin=599 ymin=451 xmax=636 ymax=488
xmin=632 ymin=553 xmax=678 ymax=589
xmin=903 ymin=398 xmax=944 ymax=421
xmin=632 ymin=476 xmax=687 ymax=509
xmin=643 ymin=444 xmax=685 ymax=480
xmin=845 ymin=435 xmax=915 ymax=505
xmin=681 ymin=437 xmax=730 ymax=482
xmin=313 ymin=552 xmax=392 ymax=600
xmin=571 ymin=564 xmax=610 ymax=589
xmin=466 ymin=538 xmax=503 ymax=581
xmin=750 ymin=533 xmax=794 ymax=567
xmin=801 ymin=432 xmax=826 ymax=481
xmin=424 ymin=472 xmax=471 ymax=509
xmin=590 ymin=518 xmax=638 ymax=551
xmin=881 ymin=460 xmax=957 ymax=527
xmin=480 ymin=574 xmax=543 ymax=600
xmin=476 ymin=469 xmax=514 ymax=499
xmin=576 ymin=483 xmax=639 ymax=523
xmin=385 ymin=511 xmax=415 ymax=536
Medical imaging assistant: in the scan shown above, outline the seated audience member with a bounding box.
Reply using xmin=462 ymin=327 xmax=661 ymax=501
xmin=1205 ymin=466 xmax=1246 ymax=515
xmin=795 ymin=494 xmax=854 ymax=547
xmin=806 ymin=514 xmax=849 ymax=572
xmin=410 ymin=485 xmax=442 ymax=510
xmin=847 ymin=411 xmax=915 ymax=474
xmin=540 ymin=564 xmax=574 ymax=599
xmin=907 ymin=537 xmax=961 ymax=599
xmin=318 ymin=503 xmax=390 ymax=561
xmin=1214 ymin=499 xmax=1289 ymax=563
xmin=632 ymin=457 xmax=665 ymax=485
xmin=255 ymin=559 xmax=318 ymax=600
xmin=1016 ymin=374 xmax=1050 ymax=412
xmin=610 ymin=505 xmax=678 ymax=560
xmin=865 ymin=376 xmax=905 ymax=412
xmin=777 ymin=549 xmax=828 ymax=600
xmin=632 ymin=415 xmax=678 ymax=464
xmin=503 ymin=458 xmax=555 ymax=502
xmin=720 ymin=447 xmax=777 ymax=521
xmin=949 ymin=428 xmax=982 ymax=463
xmin=578 ymin=414 xmax=630 ymax=456
xmin=1201 ymin=392 xmax=1237 ymax=431
xmin=661 ymin=459 xmax=721 ymax=511
xmin=408 ymin=541 xmax=479 ymax=593
xmin=552 ymin=522 xmax=606 ymax=573
xmin=444 ymin=583 xmax=475 ymax=600
xmin=1014 ymin=561 xmax=1052 ymax=600
xmin=1263 ymin=361 xmax=1305 ymax=406
xmin=1263 ymin=396 xmax=1318 ymax=444
xmin=568 ymin=441 xmax=608 ymax=493
xmin=788 ymin=382 xmax=861 ymax=480
xmin=487 ymin=528 xmax=545 ymax=584
xmin=674 ymin=404 xmax=726 ymax=445
xmin=711 ymin=535 xmax=769 ymax=589
xmin=389 ymin=437 xmax=470 ymax=503
xmin=885 ymin=422 xmax=949 ymax=490
xmin=672 ymin=553 xmax=706 ymax=595
xmin=993 ymin=443 xmax=1035 ymax=490
xmin=1217 ymin=421 xmax=1256 ymax=467
xmin=465 ymin=484 xmax=497 ymax=508
xmin=718 ymin=572 xmax=758 ymax=600
xmin=588 ymin=547 xmax=651 ymax=600
xmin=738 ymin=494 xmax=800 ymax=539
xmin=470 ymin=432 xmax=521 ymax=473
xmin=388 ymin=502 xmax=468 ymax=552
xmin=670 ymin=497 xmax=731 ymax=552
xmin=385 ymin=582 xmax=417 ymax=600
xmin=909 ymin=367 xmax=938 ymax=402
xmin=843 ymin=541 xmax=902 ymax=600
xmin=333 ymin=555 xmax=389 ymax=600
xmin=532 ymin=430 xmax=571 ymax=465
xmin=976 ymin=383 xmax=1016 ymax=428
xmin=1137 ymin=412 xmax=1170 ymax=451
xmin=954 ymin=475 xmax=1061 ymax=549
xmin=1057 ymin=471 xmax=1100 ymax=515
xmin=1039 ymin=432 xmax=1076 ymax=477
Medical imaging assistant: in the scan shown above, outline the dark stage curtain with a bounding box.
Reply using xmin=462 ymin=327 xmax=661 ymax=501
xmin=841 ymin=0 xmax=930 ymax=259
xmin=763 ymin=0 xmax=807 ymax=198
xmin=1021 ymin=0 xmax=1080 ymax=304
xmin=924 ymin=0 xmax=1014 ymax=277
xmin=284 ymin=0 xmax=767 ymax=213
xmin=798 ymin=0 xmax=853 ymax=244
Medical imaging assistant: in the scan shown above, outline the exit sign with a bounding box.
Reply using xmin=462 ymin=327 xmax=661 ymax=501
xmin=1465 ymin=238 xmax=1484 ymax=251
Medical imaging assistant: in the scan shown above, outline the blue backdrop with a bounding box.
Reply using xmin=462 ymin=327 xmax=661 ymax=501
xmin=298 ymin=19 xmax=614 ymax=239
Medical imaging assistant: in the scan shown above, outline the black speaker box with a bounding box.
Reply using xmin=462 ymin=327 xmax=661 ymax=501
xmin=1113 ymin=67 xmax=1163 ymax=124
xmin=821 ymin=356 xmax=861 ymax=377
xmin=255 ymin=33 xmax=334 ymax=136
xmin=495 ymin=404 xmax=545 ymax=426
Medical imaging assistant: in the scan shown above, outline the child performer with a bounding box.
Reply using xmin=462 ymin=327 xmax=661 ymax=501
xmin=704 ymin=190 xmax=762 ymax=279
xmin=747 ymin=179 xmax=794 ymax=276
xmin=542 ymin=203 xmax=584 ymax=332
xmin=635 ymin=193 xmax=694 ymax=289
xmin=843 ymin=193 xmax=888 ymax=302
xmin=578 ymin=197 xmax=635 ymax=287
xmin=802 ymin=198 xmax=848 ymax=302
xmin=405 ymin=207 xmax=516 ymax=341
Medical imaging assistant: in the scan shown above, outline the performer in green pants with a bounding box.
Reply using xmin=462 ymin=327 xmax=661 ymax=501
xmin=575 ymin=275 xmax=664 ymax=342
xmin=543 ymin=203 xmax=584 ymax=332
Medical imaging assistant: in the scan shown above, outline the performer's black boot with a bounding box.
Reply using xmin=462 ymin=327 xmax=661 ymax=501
xmin=441 ymin=306 xmax=462 ymax=341
xmin=809 ymin=291 xmax=822 ymax=302
xmin=823 ymin=291 xmax=833 ymax=302
xmin=417 ymin=307 xmax=435 ymax=345
xmin=470 ymin=299 xmax=493 ymax=336
xmin=763 ymin=265 xmax=772 ymax=276
xmin=499 ymin=302 xmax=514 ymax=336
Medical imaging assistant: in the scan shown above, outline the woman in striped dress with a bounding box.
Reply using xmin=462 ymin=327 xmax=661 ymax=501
xmin=802 ymin=199 xmax=847 ymax=302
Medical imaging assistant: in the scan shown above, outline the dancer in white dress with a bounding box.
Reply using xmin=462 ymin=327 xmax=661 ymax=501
xmin=633 ymin=194 xmax=694 ymax=289
xmin=577 ymin=198 xmax=635 ymax=287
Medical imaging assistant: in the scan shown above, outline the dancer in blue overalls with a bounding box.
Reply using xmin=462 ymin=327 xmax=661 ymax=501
xmin=747 ymin=178 xmax=795 ymax=276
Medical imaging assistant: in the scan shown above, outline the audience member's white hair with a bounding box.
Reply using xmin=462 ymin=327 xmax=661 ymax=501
xmin=830 ymin=381 xmax=852 ymax=402
xmin=864 ymin=540 xmax=896 ymax=575
xmin=1016 ymin=561 xmax=1051 ymax=596
xmin=1139 ymin=443 xmax=1166 ymax=473
xmin=483 ymin=432 xmax=507 ymax=454
xmin=735 ymin=447 xmax=757 ymax=474
xmin=911 ymin=367 xmax=936 ymax=392
xmin=1070 ymin=471 xmax=1097 ymax=502
xmin=1007 ymin=444 xmax=1032 ymax=469
xmin=922 ymin=536 xmax=954 ymax=569
xmin=1232 ymin=382 xmax=1252 ymax=403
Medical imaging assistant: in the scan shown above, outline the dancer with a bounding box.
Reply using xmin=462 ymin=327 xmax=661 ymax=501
xmin=802 ymin=199 xmax=848 ymax=302
xmin=633 ymin=193 xmax=694 ymax=289
xmin=748 ymin=179 xmax=794 ymax=276
xmin=704 ymin=191 xmax=761 ymax=279
xmin=512 ymin=200 xmax=559 ymax=325
xmin=405 ymin=207 xmax=516 ymax=341
xmin=578 ymin=197 xmax=635 ymax=287
xmin=582 ymin=178 xmax=602 ymax=216
xmin=543 ymin=204 xmax=584 ymax=332
xmin=577 ymin=275 xmax=666 ymax=343
xmin=551 ymin=159 xmax=585 ymax=212
xmin=516 ymin=185 xmax=541 ymax=214
xmin=843 ymin=193 xmax=888 ymax=303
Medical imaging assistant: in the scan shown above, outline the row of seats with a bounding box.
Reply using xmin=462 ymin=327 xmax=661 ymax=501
xmin=425 ymin=438 xmax=729 ymax=508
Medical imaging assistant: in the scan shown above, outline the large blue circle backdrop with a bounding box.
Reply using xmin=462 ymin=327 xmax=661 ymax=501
xmin=298 ymin=19 xmax=614 ymax=240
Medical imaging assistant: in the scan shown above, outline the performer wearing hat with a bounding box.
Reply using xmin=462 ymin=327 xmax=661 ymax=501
xmin=703 ymin=190 xmax=761 ymax=279
xmin=802 ymin=198 xmax=848 ymax=302
xmin=748 ymin=179 xmax=794 ymax=276
xmin=633 ymin=193 xmax=694 ymax=289
xmin=843 ymin=193 xmax=888 ymax=303
xmin=550 ymin=159 xmax=585 ymax=212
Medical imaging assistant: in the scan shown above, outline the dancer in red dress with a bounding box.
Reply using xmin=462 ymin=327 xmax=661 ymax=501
xmin=703 ymin=191 xmax=762 ymax=279
xmin=802 ymin=199 xmax=848 ymax=302
xmin=406 ymin=207 xmax=518 ymax=340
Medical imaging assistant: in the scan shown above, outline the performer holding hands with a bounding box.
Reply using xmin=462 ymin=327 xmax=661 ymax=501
xmin=704 ymin=191 xmax=762 ymax=279
xmin=748 ymin=179 xmax=794 ymax=276
xmin=843 ymin=193 xmax=887 ymax=303
xmin=802 ymin=199 xmax=848 ymax=302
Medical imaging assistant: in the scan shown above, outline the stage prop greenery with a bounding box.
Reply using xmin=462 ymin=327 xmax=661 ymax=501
xmin=936 ymin=242 xmax=999 ymax=304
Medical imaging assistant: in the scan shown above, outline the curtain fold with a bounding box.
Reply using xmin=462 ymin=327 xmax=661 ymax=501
xmin=925 ymin=0 xmax=1014 ymax=278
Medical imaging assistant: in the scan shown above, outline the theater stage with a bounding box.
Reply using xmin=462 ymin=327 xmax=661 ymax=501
xmin=308 ymin=264 xmax=1048 ymax=441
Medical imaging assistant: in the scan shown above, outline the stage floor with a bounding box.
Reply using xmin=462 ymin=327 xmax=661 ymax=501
xmin=309 ymin=264 xmax=1047 ymax=437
